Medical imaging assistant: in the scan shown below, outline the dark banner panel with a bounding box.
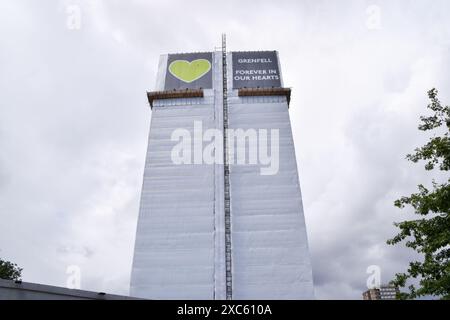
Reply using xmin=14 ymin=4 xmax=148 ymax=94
xmin=232 ymin=51 xmax=281 ymax=89
xmin=164 ymin=52 xmax=213 ymax=90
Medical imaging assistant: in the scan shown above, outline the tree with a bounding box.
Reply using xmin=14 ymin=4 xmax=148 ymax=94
xmin=387 ymin=88 xmax=450 ymax=300
xmin=0 ymin=258 xmax=22 ymax=281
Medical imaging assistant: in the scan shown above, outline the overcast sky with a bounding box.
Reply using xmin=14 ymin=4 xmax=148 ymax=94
xmin=1 ymin=0 xmax=449 ymax=299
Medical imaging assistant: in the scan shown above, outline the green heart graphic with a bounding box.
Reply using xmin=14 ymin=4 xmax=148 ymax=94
xmin=168 ymin=59 xmax=211 ymax=83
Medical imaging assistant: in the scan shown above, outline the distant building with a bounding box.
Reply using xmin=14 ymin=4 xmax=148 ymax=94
xmin=363 ymin=288 xmax=380 ymax=300
xmin=379 ymin=285 xmax=400 ymax=300
xmin=363 ymin=285 xmax=399 ymax=300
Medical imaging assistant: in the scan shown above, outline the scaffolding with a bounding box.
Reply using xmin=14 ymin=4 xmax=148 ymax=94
xmin=147 ymin=89 xmax=204 ymax=108
xmin=238 ymin=87 xmax=291 ymax=105
xmin=222 ymin=34 xmax=233 ymax=301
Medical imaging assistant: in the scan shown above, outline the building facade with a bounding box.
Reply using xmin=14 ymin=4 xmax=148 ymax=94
xmin=130 ymin=41 xmax=314 ymax=300
xmin=363 ymin=285 xmax=399 ymax=300
xmin=363 ymin=288 xmax=381 ymax=300
xmin=379 ymin=285 xmax=400 ymax=300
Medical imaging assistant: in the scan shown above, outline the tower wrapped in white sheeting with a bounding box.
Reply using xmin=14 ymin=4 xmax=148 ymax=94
xmin=130 ymin=50 xmax=314 ymax=299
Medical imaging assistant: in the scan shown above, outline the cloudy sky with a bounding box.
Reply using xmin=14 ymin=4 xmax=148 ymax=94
xmin=1 ymin=0 xmax=449 ymax=299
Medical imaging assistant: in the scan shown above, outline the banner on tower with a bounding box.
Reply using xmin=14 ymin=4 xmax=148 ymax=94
xmin=164 ymin=52 xmax=213 ymax=90
xmin=232 ymin=51 xmax=281 ymax=89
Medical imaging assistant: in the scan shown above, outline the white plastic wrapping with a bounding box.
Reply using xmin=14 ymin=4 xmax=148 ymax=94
xmin=130 ymin=99 xmax=216 ymax=299
xmin=228 ymin=96 xmax=314 ymax=299
xmin=130 ymin=52 xmax=314 ymax=300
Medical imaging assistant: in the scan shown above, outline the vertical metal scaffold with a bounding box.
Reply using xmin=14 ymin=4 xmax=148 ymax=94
xmin=222 ymin=33 xmax=232 ymax=300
